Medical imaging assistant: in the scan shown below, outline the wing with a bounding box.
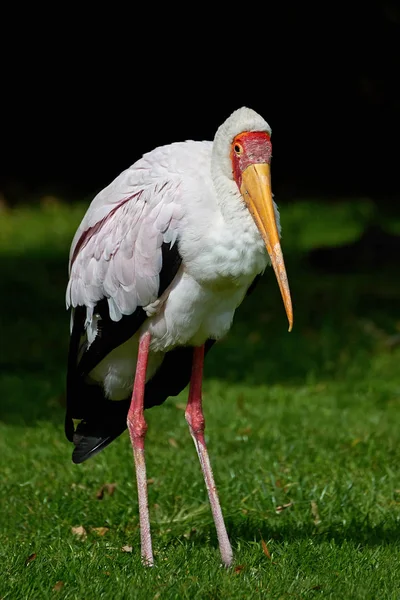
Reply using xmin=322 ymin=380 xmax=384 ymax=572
xmin=66 ymin=177 xmax=184 ymax=323
xmin=65 ymin=166 xmax=187 ymax=460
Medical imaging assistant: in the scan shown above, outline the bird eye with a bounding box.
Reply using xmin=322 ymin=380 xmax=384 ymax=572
xmin=234 ymin=143 xmax=243 ymax=155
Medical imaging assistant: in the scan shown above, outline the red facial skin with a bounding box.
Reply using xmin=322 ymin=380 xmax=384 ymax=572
xmin=231 ymin=131 xmax=272 ymax=189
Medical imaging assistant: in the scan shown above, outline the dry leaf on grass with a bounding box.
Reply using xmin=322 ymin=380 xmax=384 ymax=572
xmin=52 ymin=581 xmax=64 ymax=592
xmin=234 ymin=564 xmax=245 ymax=574
xmin=168 ymin=438 xmax=178 ymax=448
xmin=25 ymin=553 xmax=37 ymax=565
xmin=258 ymin=531 xmax=271 ymax=560
xmin=261 ymin=538 xmax=271 ymax=560
xmin=275 ymin=502 xmax=293 ymax=514
xmin=122 ymin=545 xmax=133 ymax=553
xmin=71 ymin=526 xmax=87 ymax=539
xmin=96 ymin=483 xmax=117 ymax=500
xmin=311 ymin=500 xmax=321 ymax=525
xmin=92 ymin=527 xmax=109 ymax=536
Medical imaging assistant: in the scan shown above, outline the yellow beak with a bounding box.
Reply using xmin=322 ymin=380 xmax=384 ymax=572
xmin=240 ymin=163 xmax=293 ymax=332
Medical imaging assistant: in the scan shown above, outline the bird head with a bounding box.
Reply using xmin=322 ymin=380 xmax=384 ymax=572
xmin=213 ymin=107 xmax=293 ymax=332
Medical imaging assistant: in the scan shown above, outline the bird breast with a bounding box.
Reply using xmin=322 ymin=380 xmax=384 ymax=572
xmin=146 ymin=206 xmax=269 ymax=352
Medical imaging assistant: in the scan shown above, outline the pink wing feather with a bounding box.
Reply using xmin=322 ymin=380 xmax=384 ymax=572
xmin=66 ymin=166 xmax=184 ymax=324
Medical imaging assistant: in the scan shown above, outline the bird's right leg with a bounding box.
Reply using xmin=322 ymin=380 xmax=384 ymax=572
xmin=185 ymin=345 xmax=233 ymax=567
xmin=127 ymin=331 xmax=153 ymax=567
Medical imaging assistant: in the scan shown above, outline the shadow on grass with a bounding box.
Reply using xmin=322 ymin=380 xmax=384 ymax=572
xmin=168 ymin=515 xmax=400 ymax=552
xmin=1 ymin=247 xmax=399 ymax=427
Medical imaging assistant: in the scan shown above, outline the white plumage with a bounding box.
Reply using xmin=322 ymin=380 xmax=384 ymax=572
xmin=66 ymin=108 xmax=279 ymax=401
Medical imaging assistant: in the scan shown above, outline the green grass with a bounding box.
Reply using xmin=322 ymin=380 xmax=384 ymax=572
xmin=1 ymin=199 xmax=400 ymax=599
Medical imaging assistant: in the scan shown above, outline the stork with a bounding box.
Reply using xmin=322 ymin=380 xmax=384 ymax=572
xmin=65 ymin=107 xmax=293 ymax=567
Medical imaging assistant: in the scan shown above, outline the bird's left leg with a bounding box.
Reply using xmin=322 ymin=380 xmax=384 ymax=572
xmin=127 ymin=331 xmax=153 ymax=567
xmin=185 ymin=345 xmax=233 ymax=567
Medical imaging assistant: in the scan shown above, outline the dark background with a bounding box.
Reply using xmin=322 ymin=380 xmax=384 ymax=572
xmin=0 ymin=1 xmax=400 ymax=255
xmin=2 ymin=4 xmax=399 ymax=210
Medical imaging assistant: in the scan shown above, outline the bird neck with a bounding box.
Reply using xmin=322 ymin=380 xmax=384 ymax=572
xmin=211 ymin=167 xmax=253 ymax=231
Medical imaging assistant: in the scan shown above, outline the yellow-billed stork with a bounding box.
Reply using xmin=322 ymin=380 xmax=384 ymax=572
xmin=65 ymin=107 xmax=293 ymax=567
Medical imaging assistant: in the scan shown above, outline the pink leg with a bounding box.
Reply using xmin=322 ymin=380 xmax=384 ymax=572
xmin=185 ymin=345 xmax=233 ymax=567
xmin=127 ymin=331 xmax=153 ymax=567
